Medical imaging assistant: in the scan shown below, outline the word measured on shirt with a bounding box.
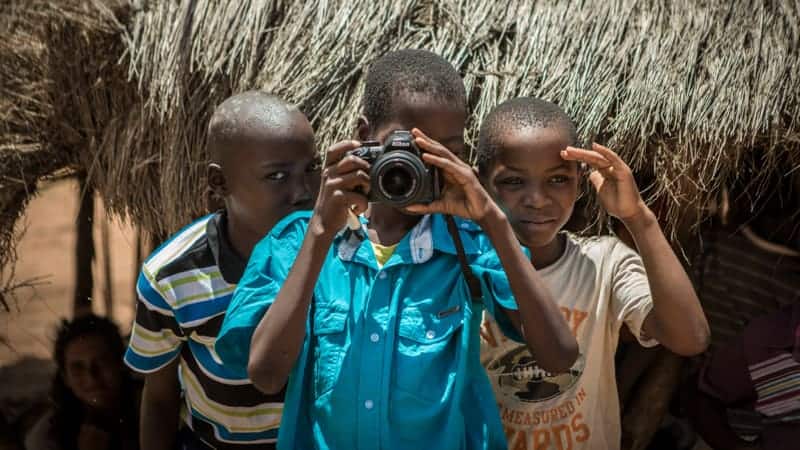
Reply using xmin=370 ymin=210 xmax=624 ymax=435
xmin=502 ymin=387 xmax=591 ymax=450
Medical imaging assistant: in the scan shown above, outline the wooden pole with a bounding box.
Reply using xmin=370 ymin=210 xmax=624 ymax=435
xmin=133 ymin=226 xmax=143 ymax=308
xmin=101 ymin=210 xmax=113 ymax=317
xmin=73 ymin=174 xmax=94 ymax=317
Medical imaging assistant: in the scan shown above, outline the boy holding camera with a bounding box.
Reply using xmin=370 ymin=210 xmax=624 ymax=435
xmin=215 ymin=50 xmax=577 ymax=449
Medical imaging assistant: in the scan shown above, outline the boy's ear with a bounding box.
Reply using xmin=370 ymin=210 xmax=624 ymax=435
xmin=356 ymin=116 xmax=370 ymax=141
xmin=207 ymin=163 xmax=228 ymax=197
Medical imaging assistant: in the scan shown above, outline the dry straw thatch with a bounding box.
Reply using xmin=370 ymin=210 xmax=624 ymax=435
xmin=1 ymin=0 xmax=799 ymax=275
xmin=116 ymin=0 xmax=800 ymax=238
xmin=0 ymin=0 xmax=134 ymax=297
xmin=1 ymin=0 xmax=54 ymax=274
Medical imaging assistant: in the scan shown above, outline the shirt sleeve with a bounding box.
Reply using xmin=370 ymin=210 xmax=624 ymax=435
xmin=609 ymin=239 xmax=658 ymax=347
xmin=214 ymin=214 xmax=306 ymax=372
xmin=470 ymin=249 xmax=525 ymax=343
xmin=124 ymin=267 xmax=185 ymax=373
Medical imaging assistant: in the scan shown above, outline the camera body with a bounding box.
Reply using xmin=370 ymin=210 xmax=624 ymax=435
xmin=348 ymin=130 xmax=440 ymax=207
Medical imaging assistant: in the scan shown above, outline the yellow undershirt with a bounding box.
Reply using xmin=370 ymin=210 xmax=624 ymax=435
xmin=371 ymin=242 xmax=398 ymax=268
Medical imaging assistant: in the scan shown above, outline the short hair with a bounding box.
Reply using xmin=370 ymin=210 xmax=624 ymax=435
xmin=51 ymin=315 xmax=132 ymax=445
xmin=362 ymin=49 xmax=466 ymax=128
xmin=476 ymin=97 xmax=579 ymax=171
xmin=207 ymin=91 xmax=302 ymax=163
xmin=54 ymin=314 xmax=125 ymax=370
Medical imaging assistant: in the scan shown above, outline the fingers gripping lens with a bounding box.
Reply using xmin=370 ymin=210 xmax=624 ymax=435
xmin=346 ymin=130 xmax=439 ymax=207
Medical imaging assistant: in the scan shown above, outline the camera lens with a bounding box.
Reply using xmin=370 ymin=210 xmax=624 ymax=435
xmin=371 ymin=150 xmax=427 ymax=206
xmin=381 ymin=166 xmax=414 ymax=198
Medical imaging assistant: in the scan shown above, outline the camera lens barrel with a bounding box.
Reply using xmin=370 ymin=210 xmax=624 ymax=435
xmin=372 ymin=151 xmax=428 ymax=207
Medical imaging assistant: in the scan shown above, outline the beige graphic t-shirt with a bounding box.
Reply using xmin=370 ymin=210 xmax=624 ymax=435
xmin=481 ymin=234 xmax=657 ymax=450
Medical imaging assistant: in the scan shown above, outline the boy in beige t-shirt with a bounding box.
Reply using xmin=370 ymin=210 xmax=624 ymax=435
xmin=476 ymin=98 xmax=710 ymax=450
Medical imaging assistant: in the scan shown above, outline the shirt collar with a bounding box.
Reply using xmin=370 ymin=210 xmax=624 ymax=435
xmin=334 ymin=213 xmax=482 ymax=266
xmin=206 ymin=212 xmax=246 ymax=284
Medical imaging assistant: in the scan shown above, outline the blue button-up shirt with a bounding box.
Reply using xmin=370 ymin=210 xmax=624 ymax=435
xmin=216 ymin=211 xmax=522 ymax=450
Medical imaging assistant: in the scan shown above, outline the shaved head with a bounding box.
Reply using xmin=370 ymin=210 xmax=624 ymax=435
xmin=477 ymin=97 xmax=578 ymax=172
xmin=205 ymin=90 xmax=318 ymax=259
xmin=207 ymin=91 xmax=309 ymax=165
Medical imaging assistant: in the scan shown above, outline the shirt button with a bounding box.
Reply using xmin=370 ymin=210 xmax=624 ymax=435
xmin=370 ymin=333 xmax=380 ymax=343
xmin=364 ymin=400 xmax=374 ymax=410
xmin=379 ymin=272 xmax=387 ymax=279
xmin=426 ymin=330 xmax=436 ymax=339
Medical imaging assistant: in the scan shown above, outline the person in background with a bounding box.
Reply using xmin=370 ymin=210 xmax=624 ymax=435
xmin=25 ymin=314 xmax=139 ymax=450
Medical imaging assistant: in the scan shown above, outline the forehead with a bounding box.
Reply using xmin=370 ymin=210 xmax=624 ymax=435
xmin=234 ymin=108 xmax=313 ymax=145
xmin=223 ymin=113 xmax=316 ymax=165
xmin=383 ymin=95 xmax=466 ymax=142
xmin=65 ymin=335 xmax=113 ymax=361
xmin=492 ymin=126 xmax=574 ymax=171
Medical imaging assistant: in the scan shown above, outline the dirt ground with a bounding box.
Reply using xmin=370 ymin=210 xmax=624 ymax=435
xmin=1 ymin=178 xmax=138 ymax=365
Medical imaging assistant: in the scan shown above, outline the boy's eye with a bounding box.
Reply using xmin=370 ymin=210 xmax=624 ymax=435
xmin=498 ymin=177 xmax=523 ymax=186
xmin=549 ymin=175 xmax=570 ymax=184
xmin=265 ymin=171 xmax=289 ymax=181
xmin=306 ymin=158 xmax=322 ymax=173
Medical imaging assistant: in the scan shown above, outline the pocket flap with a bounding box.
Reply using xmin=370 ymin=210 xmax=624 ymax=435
xmin=398 ymin=304 xmax=464 ymax=343
xmin=313 ymin=298 xmax=350 ymax=335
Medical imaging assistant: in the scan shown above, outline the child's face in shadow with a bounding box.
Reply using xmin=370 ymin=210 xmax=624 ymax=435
xmin=63 ymin=334 xmax=123 ymax=411
xmin=482 ymin=126 xmax=579 ymax=252
xmin=219 ymin=113 xmax=320 ymax=239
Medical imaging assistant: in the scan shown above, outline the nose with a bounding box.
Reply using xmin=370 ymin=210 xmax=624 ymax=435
xmin=291 ymin=175 xmax=314 ymax=208
xmin=522 ymin=185 xmax=551 ymax=210
xmin=76 ymin=363 xmax=103 ymax=389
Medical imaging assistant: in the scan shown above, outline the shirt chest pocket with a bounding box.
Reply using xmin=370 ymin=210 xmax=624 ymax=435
xmin=312 ymin=298 xmax=350 ymax=399
xmin=394 ymin=297 xmax=466 ymax=403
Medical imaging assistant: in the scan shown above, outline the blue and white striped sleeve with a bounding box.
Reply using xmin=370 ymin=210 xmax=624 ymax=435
xmin=124 ymin=267 xmax=185 ymax=373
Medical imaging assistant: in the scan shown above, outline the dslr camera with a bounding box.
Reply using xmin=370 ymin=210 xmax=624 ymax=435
xmin=348 ymin=130 xmax=440 ymax=207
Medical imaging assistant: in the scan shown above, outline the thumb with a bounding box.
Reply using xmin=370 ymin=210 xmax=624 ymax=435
xmin=588 ymin=170 xmax=605 ymax=191
xmin=404 ymin=204 xmax=433 ymax=214
xmin=405 ymin=200 xmax=445 ymax=215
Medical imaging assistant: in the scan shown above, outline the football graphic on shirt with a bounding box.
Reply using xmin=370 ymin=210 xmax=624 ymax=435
xmin=486 ymin=346 xmax=585 ymax=402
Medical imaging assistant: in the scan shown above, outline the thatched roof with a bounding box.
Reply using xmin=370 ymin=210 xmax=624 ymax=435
xmin=0 ymin=0 xmax=133 ymax=280
xmin=1 ymin=1 xmax=55 ymax=273
xmin=1 ymin=0 xmax=799 ymax=272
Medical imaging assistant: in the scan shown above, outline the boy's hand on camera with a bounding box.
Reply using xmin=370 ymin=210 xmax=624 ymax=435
xmin=405 ymin=128 xmax=496 ymax=223
xmin=561 ymin=143 xmax=649 ymax=224
xmin=311 ymin=140 xmax=370 ymax=238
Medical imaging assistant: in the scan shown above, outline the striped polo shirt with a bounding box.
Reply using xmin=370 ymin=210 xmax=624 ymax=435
xmin=124 ymin=213 xmax=282 ymax=448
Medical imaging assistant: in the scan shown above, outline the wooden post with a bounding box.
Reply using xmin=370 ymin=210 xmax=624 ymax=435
xmin=101 ymin=210 xmax=113 ymax=317
xmin=73 ymin=174 xmax=94 ymax=317
xmin=133 ymin=226 xmax=143 ymax=309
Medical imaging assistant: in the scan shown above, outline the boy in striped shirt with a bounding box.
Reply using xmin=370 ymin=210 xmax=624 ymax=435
xmin=124 ymin=91 xmax=320 ymax=449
